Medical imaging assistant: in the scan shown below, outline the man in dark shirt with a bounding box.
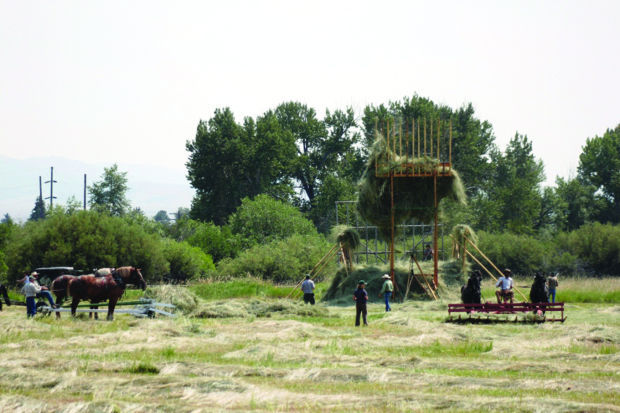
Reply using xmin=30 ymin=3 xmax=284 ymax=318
xmin=353 ymin=280 xmax=369 ymax=326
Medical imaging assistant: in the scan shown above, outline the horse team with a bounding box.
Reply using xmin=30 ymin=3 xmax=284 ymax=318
xmin=49 ymin=266 xmax=146 ymax=320
xmin=461 ymin=270 xmax=554 ymax=305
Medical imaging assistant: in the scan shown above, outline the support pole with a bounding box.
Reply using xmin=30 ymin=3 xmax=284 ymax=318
xmin=433 ymin=171 xmax=438 ymax=288
xmin=390 ymin=169 xmax=395 ymax=282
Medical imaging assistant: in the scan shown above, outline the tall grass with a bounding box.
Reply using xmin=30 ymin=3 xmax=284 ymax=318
xmin=190 ymin=278 xmax=295 ymax=300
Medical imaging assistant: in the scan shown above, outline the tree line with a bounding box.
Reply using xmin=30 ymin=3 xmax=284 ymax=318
xmin=1 ymin=94 xmax=618 ymax=282
xmin=186 ymin=96 xmax=620 ymax=234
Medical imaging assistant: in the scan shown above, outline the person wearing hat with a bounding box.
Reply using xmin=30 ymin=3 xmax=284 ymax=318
xmin=547 ymin=272 xmax=559 ymax=303
xmin=379 ymin=274 xmax=393 ymax=312
xmin=495 ymin=268 xmax=514 ymax=304
xmin=21 ymin=272 xmax=57 ymax=311
xmin=353 ymin=280 xmax=369 ymax=326
xmin=301 ymin=274 xmax=315 ymax=305
xmin=21 ymin=273 xmax=42 ymax=318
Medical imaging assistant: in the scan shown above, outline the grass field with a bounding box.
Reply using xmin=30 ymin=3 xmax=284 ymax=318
xmin=0 ymin=278 xmax=618 ymax=412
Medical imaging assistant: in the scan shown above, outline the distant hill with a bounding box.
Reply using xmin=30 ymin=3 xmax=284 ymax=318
xmin=0 ymin=156 xmax=194 ymax=222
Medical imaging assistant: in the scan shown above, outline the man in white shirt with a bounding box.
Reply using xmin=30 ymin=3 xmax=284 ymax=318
xmin=301 ymin=275 xmax=315 ymax=305
xmin=495 ymin=269 xmax=514 ymax=304
xmin=21 ymin=274 xmax=42 ymax=317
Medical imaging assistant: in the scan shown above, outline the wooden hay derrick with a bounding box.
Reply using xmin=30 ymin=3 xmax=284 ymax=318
xmin=357 ymin=117 xmax=466 ymax=291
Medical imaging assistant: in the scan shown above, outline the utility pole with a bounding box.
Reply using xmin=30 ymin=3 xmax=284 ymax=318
xmin=44 ymin=166 xmax=57 ymax=208
xmin=83 ymin=174 xmax=87 ymax=210
xmin=39 ymin=176 xmax=43 ymax=201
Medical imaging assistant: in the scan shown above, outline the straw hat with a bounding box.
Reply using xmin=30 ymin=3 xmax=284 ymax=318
xmin=382 ymin=274 xmax=391 ymax=279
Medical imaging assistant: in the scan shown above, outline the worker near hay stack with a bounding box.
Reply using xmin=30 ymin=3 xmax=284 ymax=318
xmin=495 ymin=269 xmax=514 ymax=304
xmin=547 ymin=273 xmax=559 ymax=303
xmin=379 ymin=274 xmax=393 ymax=312
xmin=423 ymin=244 xmax=433 ymax=261
xmin=353 ymin=280 xmax=369 ymax=326
xmin=301 ymin=274 xmax=315 ymax=305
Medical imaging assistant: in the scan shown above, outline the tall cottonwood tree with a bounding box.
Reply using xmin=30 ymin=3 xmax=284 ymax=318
xmin=186 ymin=108 xmax=296 ymax=225
xmin=88 ymin=164 xmax=130 ymax=216
xmin=483 ymin=133 xmax=545 ymax=234
xmin=578 ymin=125 xmax=620 ymax=223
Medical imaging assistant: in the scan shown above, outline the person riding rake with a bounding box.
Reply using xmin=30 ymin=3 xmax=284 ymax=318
xmin=495 ymin=269 xmax=514 ymax=304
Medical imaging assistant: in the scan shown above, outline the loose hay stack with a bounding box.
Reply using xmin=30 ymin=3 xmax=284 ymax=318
xmin=357 ymin=136 xmax=466 ymax=240
xmin=330 ymin=225 xmax=361 ymax=270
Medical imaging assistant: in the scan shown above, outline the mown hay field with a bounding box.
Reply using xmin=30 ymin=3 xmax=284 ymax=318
xmin=0 ymin=279 xmax=618 ymax=413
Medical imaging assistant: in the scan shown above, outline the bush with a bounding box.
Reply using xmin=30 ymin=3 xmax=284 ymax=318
xmin=185 ymin=221 xmax=240 ymax=262
xmin=556 ymin=223 xmax=620 ymax=276
xmin=5 ymin=210 xmax=169 ymax=283
xmin=474 ymin=231 xmax=578 ymax=275
xmin=229 ymin=195 xmax=318 ymax=248
xmin=216 ymin=234 xmax=333 ymax=283
xmin=161 ymin=239 xmax=215 ymax=283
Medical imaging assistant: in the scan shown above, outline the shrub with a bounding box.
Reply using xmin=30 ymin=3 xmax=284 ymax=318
xmin=556 ymin=223 xmax=620 ymax=276
xmin=475 ymin=231 xmax=567 ymax=275
xmin=185 ymin=221 xmax=240 ymax=262
xmin=216 ymin=234 xmax=333 ymax=283
xmin=5 ymin=210 xmax=169 ymax=283
xmin=161 ymin=239 xmax=215 ymax=283
xmin=229 ymin=195 xmax=318 ymax=248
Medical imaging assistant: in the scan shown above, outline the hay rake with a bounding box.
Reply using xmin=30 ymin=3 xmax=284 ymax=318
xmin=39 ymin=298 xmax=176 ymax=318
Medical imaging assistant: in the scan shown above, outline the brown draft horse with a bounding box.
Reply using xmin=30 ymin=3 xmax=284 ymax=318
xmin=67 ymin=267 xmax=146 ymax=320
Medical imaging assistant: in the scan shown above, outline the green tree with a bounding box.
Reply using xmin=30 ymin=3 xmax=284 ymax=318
xmin=186 ymin=108 xmax=296 ymax=224
xmin=88 ymin=164 xmax=130 ymax=216
xmin=486 ymin=134 xmax=544 ymax=234
xmin=274 ymin=103 xmax=361 ymax=209
xmin=362 ymin=96 xmax=496 ymax=197
xmin=5 ymin=210 xmax=168 ymax=283
xmin=185 ymin=222 xmax=239 ymax=262
xmin=29 ymin=196 xmax=46 ymax=221
xmin=229 ymin=194 xmax=317 ymax=248
xmin=555 ymin=176 xmax=596 ymax=231
xmin=161 ymin=239 xmax=215 ymax=283
xmin=154 ymin=210 xmax=170 ymax=224
xmin=578 ymin=125 xmax=620 ymax=223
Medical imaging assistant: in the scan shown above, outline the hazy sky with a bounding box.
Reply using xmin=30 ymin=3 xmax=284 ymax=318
xmin=1 ymin=0 xmax=618 ymax=189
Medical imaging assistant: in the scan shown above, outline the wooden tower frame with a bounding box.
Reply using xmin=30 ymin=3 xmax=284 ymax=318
xmin=374 ymin=118 xmax=453 ymax=289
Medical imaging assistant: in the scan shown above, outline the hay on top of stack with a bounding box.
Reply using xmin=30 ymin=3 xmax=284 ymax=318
xmin=357 ymin=135 xmax=466 ymax=240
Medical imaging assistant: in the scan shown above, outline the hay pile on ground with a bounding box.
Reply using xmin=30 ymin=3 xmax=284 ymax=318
xmin=323 ymin=264 xmax=427 ymax=303
xmin=451 ymin=224 xmax=478 ymax=257
xmin=193 ymin=298 xmax=325 ymax=319
xmin=144 ymin=284 xmax=200 ymax=315
xmin=357 ymin=137 xmax=466 ymax=240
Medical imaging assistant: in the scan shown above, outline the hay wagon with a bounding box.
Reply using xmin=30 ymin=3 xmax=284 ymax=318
xmin=448 ymin=301 xmax=566 ymax=323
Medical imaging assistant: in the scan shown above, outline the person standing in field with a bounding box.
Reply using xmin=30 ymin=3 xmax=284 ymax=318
xmin=353 ymin=280 xmax=369 ymax=326
xmin=379 ymin=274 xmax=393 ymax=312
xmin=547 ymin=273 xmax=559 ymax=303
xmin=301 ymin=274 xmax=315 ymax=305
xmin=423 ymin=244 xmax=433 ymax=261
xmin=20 ymin=275 xmax=41 ymax=318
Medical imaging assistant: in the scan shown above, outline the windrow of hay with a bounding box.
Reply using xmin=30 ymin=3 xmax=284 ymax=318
xmin=193 ymin=298 xmax=326 ymax=319
xmin=144 ymin=285 xmax=327 ymax=318
xmin=357 ymin=136 xmax=466 ymax=240
xmin=144 ymin=284 xmax=200 ymax=315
